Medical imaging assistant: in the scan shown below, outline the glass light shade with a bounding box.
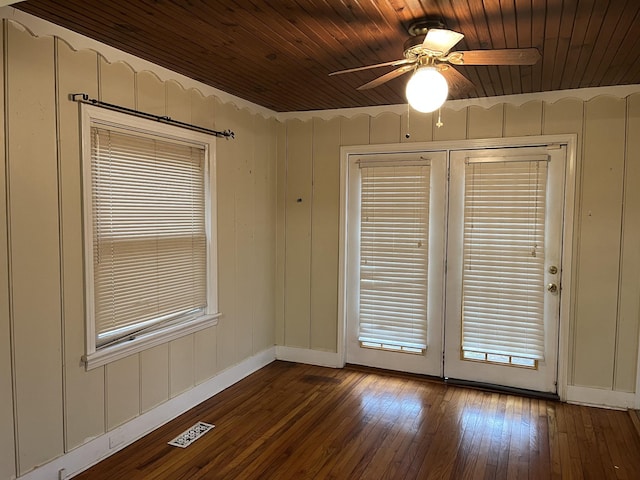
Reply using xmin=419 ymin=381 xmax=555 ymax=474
xmin=405 ymin=66 xmax=449 ymax=113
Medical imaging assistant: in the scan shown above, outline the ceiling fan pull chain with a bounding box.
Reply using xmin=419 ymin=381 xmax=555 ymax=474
xmin=436 ymin=108 xmax=444 ymax=128
xmin=406 ymin=102 xmax=411 ymax=139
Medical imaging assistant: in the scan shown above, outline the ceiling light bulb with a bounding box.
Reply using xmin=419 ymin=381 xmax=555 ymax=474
xmin=405 ymin=66 xmax=449 ymax=113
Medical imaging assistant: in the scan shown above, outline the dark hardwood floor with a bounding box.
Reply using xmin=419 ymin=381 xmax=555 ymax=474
xmin=75 ymin=361 xmax=640 ymax=479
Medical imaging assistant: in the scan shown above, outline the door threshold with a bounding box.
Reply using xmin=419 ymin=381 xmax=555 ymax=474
xmin=445 ymin=377 xmax=560 ymax=401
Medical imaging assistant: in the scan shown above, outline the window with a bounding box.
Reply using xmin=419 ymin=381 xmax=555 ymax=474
xmin=81 ymin=105 xmax=219 ymax=369
xmin=357 ymin=158 xmax=431 ymax=353
xmin=461 ymin=157 xmax=548 ymax=364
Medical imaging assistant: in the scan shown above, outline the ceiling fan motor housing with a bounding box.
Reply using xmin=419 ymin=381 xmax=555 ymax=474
xmin=407 ymin=18 xmax=447 ymax=36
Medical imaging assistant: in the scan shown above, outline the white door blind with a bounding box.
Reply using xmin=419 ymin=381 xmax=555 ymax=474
xmin=359 ymin=163 xmax=430 ymax=351
xmin=91 ymin=126 xmax=207 ymax=347
xmin=462 ymin=159 xmax=548 ymax=360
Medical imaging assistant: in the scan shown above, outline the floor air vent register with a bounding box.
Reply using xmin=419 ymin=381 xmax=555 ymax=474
xmin=168 ymin=421 xmax=215 ymax=448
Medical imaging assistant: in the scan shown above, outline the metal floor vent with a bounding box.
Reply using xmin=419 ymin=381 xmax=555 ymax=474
xmin=168 ymin=421 xmax=215 ymax=448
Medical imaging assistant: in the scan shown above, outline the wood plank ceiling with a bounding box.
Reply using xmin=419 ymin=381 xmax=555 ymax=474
xmin=14 ymin=0 xmax=640 ymax=112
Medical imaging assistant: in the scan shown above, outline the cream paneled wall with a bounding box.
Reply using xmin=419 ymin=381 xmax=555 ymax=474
xmin=0 ymin=20 xmax=277 ymax=477
xmin=278 ymin=95 xmax=640 ymax=394
xmin=0 ymin=24 xmax=15 ymax=480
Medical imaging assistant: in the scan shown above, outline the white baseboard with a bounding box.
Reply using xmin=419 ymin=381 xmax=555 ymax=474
xmin=275 ymin=345 xmax=343 ymax=368
xmin=19 ymin=347 xmax=276 ymax=480
xmin=566 ymin=385 xmax=637 ymax=410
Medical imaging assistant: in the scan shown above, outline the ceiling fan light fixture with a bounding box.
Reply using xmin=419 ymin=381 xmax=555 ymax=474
xmin=405 ymin=66 xmax=448 ymax=113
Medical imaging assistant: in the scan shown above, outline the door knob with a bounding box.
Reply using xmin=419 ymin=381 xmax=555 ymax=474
xmin=547 ymin=283 xmax=558 ymax=293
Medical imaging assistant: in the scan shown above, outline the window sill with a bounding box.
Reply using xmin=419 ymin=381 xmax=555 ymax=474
xmin=82 ymin=313 xmax=221 ymax=370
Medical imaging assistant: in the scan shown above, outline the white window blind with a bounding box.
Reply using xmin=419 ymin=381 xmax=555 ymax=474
xmin=462 ymin=158 xmax=548 ymax=360
xmin=91 ymin=126 xmax=207 ymax=348
xmin=358 ymin=162 xmax=430 ymax=351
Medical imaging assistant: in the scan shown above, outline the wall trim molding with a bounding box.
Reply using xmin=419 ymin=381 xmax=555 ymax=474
xmin=277 ymin=85 xmax=640 ymax=121
xmin=566 ymin=385 xmax=637 ymax=410
xmin=275 ymin=346 xmax=343 ymax=368
xmin=18 ymin=347 xmax=276 ymax=480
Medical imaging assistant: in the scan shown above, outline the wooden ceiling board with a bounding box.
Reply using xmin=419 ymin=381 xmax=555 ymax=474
xmin=570 ymin=0 xmax=608 ymax=89
xmin=541 ymin=0 xmax=562 ymax=91
xmin=606 ymin=8 xmax=640 ymax=87
xmin=590 ymin=1 xmax=639 ymax=87
xmin=601 ymin=4 xmax=640 ymax=86
xmin=14 ymin=0 xmax=640 ymax=111
xmin=529 ymin=0 xmax=547 ymax=92
xmin=515 ymin=0 xmax=534 ymax=93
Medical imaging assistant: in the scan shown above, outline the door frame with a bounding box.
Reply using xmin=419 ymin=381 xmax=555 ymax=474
xmin=337 ymin=134 xmax=577 ymax=401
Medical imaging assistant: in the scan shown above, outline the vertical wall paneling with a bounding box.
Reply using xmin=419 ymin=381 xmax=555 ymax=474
xmin=136 ymin=71 xmax=165 ymax=116
xmin=542 ymin=99 xmax=584 ymax=136
xmin=135 ymin=70 xmax=171 ymax=408
xmin=541 ymin=98 xmax=584 ymax=386
xmin=56 ymin=40 xmax=106 ymax=451
xmin=340 ymin=115 xmax=370 ymax=146
xmin=401 ymin=109 xmax=433 ymax=143
xmin=215 ymin=99 xmax=239 ymax=370
xmin=7 ymin=23 xmax=64 ymax=474
xmin=370 ymin=112 xmax=401 ymax=144
xmin=98 ymin=58 xmax=135 ymax=107
xmin=140 ymin=345 xmax=169 ymax=412
xmin=234 ymin=108 xmax=257 ymax=361
xmin=190 ymin=88 xmax=215 ymax=129
xmin=194 ymin=326 xmax=218 ymax=385
xmin=166 ymin=80 xmax=191 ymax=123
xmin=252 ymin=114 xmax=277 ymax=354
xmin=433 ymin=107 xmax=467 ymax=141
xmin=504 ymin=101 xmax=543 ymax=136
xmin=310 ymin=117 xmax=341 ymax=352
xmin=284 ymin=119 xmax=313 ymax=347
xmin=615 ymin=93 xmax=640 ymax=391
xmin=169 ymin=335 xmax=195 ymax=397
xmin=99 ymin=57 xmax=142 ymax=424
xmin=275 ymin=120 xmax=287 ymax=345
xmin=573 ymin=96 xmax=626 ymax=388
xmin=467 ymin=104 xmax=504 ymax=139
xmin=0 ymin=20 xmax=16 ymax=480
xmin=191 ymin=89 xmax=219 ymax=383
xmin=166 ymin=81 xmax=196 ymax=395
xmin=106 ymin=355 xmax=140 ymax=430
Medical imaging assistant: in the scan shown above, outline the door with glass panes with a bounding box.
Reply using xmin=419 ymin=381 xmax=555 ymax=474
xmin=345 ymin=145 xmax=565 ymax=393
xmin=444 ymin=146 xmax=565 ymax=393
xmin=345 ymin=151 xmax=447 ymax=376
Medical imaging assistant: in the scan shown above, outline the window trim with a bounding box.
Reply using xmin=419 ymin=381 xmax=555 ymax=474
xmin=80 ymin=104 xmax=219 ymax=370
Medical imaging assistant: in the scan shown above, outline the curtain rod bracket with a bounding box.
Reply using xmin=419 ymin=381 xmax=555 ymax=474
xmin=70 ymin=93 xmax=235 ymax=140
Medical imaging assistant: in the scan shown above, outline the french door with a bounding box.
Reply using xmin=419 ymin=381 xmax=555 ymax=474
xmin=444 ymin=146 xmax=565 ymax=393
xmin=345 ymin=151 xmax=447 ymax=376
xmin=345 ymin=144 xmax=566 ymax=393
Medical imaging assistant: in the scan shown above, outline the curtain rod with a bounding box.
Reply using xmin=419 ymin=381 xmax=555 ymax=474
xmin=70 ymin=93 xmax=235 ymax=140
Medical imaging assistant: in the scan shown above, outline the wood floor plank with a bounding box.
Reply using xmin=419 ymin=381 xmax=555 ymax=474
xmin=74 ymin=361 xmax=640 ymax=479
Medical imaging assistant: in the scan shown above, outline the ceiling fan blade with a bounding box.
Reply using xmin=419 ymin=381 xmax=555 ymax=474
xmin=422 ymin=28 xmax=464 ymax=55
xmin=357 ymin=65 xmax=415 ymax=90
xmin=440 ymin=67 xmax=475 ymax=97
xmin=449 ymin=48 xmax=541 ymax=65
xmin=329 ymin=58 xmax=414 ymax=76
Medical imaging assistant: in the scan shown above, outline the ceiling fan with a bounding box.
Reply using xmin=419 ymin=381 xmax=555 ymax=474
xmin=330 ymin=19 xmax=541 ymax=113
